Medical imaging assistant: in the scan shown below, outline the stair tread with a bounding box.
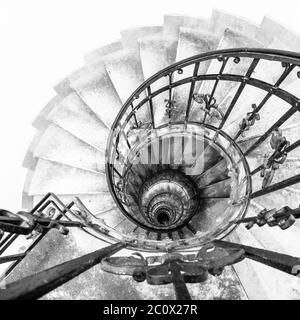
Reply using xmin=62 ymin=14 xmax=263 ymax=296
xmin=27 ymin=159 xmax=109 ymax=195
xmin=220 ymin=40 xmax=299 ymax=128
xmin=139 ymin=34 xmax=178 ymax=126
xmin=172 ymin=27 xmax=220 ymax=118
xmin=189 ymin=28 xmax=264 ymax=124
xmin=186 ymin=143 xmax=222 ymax=176
xmin=251 ymin=174 xmax=300 ymax=209
xmin=258 ymin=16 xmax=300 ymax=50
xmin=195 ymin=158 xmax=229 ymax=187
xmin=191 ymin=198 xmax=232 ymax=234
xmin=28 ymin=123 xmax=105 ymax=173
xmin=23 ymin=129 xmax=45 ymax=170
xmin=99 ymin=208 xmax=137 ymax=234
xmin=199 ymin=176 xmax=231 ymax=198
xmin=68 ymin=62 xmax=123 ymax=128
xmin=121 ymin=26 xmax=162 ymax=50
xmin=234 ymin=81 xmax=298 ymax=141
xmin=139 ymin=34 xmax=178 ymax=78
xmin=176 ymin=26 xmax=220 ymax=62
xmin=45 ymin=92 xmax=109 ymax=151
xmin=223 ymin=81 xmax=299 ymax=139
xmin=229 ymin=226 xmax=300 ymax=299
xmin=84 ymin=40 xmax=123 ymax=64
xmin=163 ymin=14 xmax=210 ymax=38
xmin=210 ymin=9 xmax=262 ymax=40
xmin=103 ymin=48 xmax=144 ymax=103
xmin=247 ymin=203 xmax=300 ymax=257
xmin=33 ymin=95 xmax=59 ymax=130
xmin=256 ymin=16 xmax=286 ymax=44
xmin=56 ymin=39 xmax=125 ymax=96
xmin=33 ymin=193 xmax=115 ymax=214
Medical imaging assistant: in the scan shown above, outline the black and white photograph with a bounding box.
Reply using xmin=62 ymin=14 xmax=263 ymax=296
xmin=0 ymin=0 xmax=300 ymax=306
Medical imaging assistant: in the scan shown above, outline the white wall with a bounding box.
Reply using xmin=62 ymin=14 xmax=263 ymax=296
xmin=0 ymin=0 xmax=300 ymax=211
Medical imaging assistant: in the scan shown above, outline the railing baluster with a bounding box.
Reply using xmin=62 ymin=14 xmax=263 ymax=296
xmin=0 ymin=234 xmax=18 ymax=255
xmin=148 ymin=137 xmax=152 ymax=165
xmin=170 ymin=136 xmax=175 ymax=165
xmin=122 ymin=131 xmax=131 ymax=150
xmin=168 ymin=73 xmax=173 ymax=121
xmin=243 ymin=106 xmax=298 ymax=157
xmin=215 ymin=240 xmax=300 ymax=276
xmin=169 ymin=261 xmax=192 ymax=300
xmin=181 ymin=135 xmax=186 ymax=166
xmin=218 ymin=58 xmax=260 ymax=130
xmin=0 ymin=242 xmax=127 ymax=300
xmin=250 ymin=138 xmax=300 ymax=175
xmin=178 ymin=229 xmax=185 ymax=239
xmin=113 ymin=167 xmax=123 ymax=179
xmin=0 ymin=234 xmax=14 ymax=249
xmin=0 ymin=201 xmax=76 ymax=281
xmin=0 ymin=195 xmax=56 ymax=256
xmin=159 ymin=136 xmax=163 ymax=165
xmin=0 ymin=253 xmax=26 ymax=264
xmin=203 ymin=57 xmax=229 ymax=124
xmin=105 ymin=49 xmax=300 ymax=254
xmin=185 ymin=62 xmax=200 ymax=121
xmin=131 ymin=103 xmax=139 ymax=128
xmin=234 ymin=64 xmax=296 ymax=139
xmin=146 ymin=86 xmax=155 ymax=128
xmin=115 ymin=133 xmax=120 ymax=158
xmin=251 ymin=173 xmax=300 ymax=198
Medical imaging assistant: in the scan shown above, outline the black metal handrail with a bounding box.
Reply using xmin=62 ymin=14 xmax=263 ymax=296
xmin=107 ymin=123 xmax=251 ymax=247
xmin=106 ymin=48 xmax=300 ymax=250
xmin=3 ymin=50 xmax=300 ymax=300
xmin=107 ymin=48 xmax=300 ymax=132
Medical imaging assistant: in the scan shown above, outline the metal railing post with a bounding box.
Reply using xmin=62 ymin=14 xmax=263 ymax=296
xmin=0 ymin=242 xmax=127 ymax=300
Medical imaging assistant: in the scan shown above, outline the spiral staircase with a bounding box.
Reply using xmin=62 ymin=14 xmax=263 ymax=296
xmin=2 ymin=9 xmax=300 ymax=300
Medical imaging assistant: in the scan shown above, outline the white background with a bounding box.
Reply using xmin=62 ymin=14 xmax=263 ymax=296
xmin=0 ymin=0 xmax=300 ymax=211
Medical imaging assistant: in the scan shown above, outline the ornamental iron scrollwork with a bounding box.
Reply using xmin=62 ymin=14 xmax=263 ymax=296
xmin=163 ymin=68 xmax=183 ymax=119
xmin=281 ymin=61 xmax=292 ymax=71
xmin=100 ymin=243 xmax=245 ymax=285
xmin=164 ymin=98 xmax=177 ymax=118
xmin=192 ymin=93 xmax=224 ymax=121
xmin=127 ymin=121 xmax=152 ymax=145
xmin=231 ymin=205 xmax=300 ymax=230
xmin=239 ymin=104 xmax=260 ymax=137
xmin=129 ymin=120 xmax=152 ymax=132
xmin=260 ymin=128 xmax=290 ymax=188
xmin=116 ymin=152 xmax=125 ymax=163
xmin=0 ymin=208 xmax=69 ymax=237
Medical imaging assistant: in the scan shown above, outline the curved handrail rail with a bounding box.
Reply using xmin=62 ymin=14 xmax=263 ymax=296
xmin=108 ymin=48 xmax=300 ymax=131
xmin=105 ymin=48 xmax=300 ymax=250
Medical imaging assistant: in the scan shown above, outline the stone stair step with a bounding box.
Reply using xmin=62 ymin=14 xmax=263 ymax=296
xmin=84 ymin=41 xmax=123 ymax=64
xmin=103 ymin=49 xmax=144 ymax=103
xmin=121 ymin=26 xmax=162 ymax=50
xmin=139 ymin=34 xmax=178 ymax=127
xmin=24 ymin=123 xmax=105 ymax=173
xmin=199 ymin=178 xmax=231 ymax=198
xmin=190 ymin=28 xmax=264 ymax=124
xmin=210 ymin=9 xmax=262 ymax=40
xmin=163 ymin=14 xmax=210 ymax=38
xmin=44 ymin=92 xmax=109 ymax=151
xmin=191 ymin=198 xmax=231 ymax=234
xmin=69 ymin=62 xmax=123 ymax=128
xmin=26 ymin=159 xmax=108 ymax=195
xmin=229 ymin=225 xmax=300 ymax=299
xmin=195 ymin=158 xmax=229 ymax=188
